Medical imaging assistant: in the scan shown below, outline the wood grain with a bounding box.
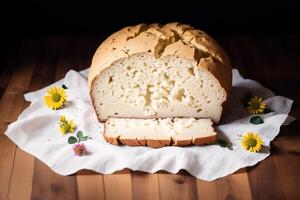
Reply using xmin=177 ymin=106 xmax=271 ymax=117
xmin=8 ymin=147 xmax=34 ymax=200
xmin=30 ymin=38 xmax=80 ymax=200
xmin=197 ymin=170 xmax=252 ymax=200
xmin=0 ymin=44 xmax=34 ymax=199
xmin=77 ymin=171 xmax=105 ymax=200
xmin=0 ymin=135 xmax=17 ymax=200
xmin=196 ymin=179 xmax=217 ymax=200
xmin=158 ymin=171 xmax=198 ymax=200
xmin=257 ymin=37 xmax=300 ymax=200
xmin=226 ymin=37 xmax=287 ymax=200
xmin=272 ymin=124 xmax=300 ymax=199
xmin=217 ymin=170 xmax=252 ymax=200
xmin=0 ymin=36 xmax=299 ymax=200
xmin=103 ymin=169 xmax=132 ymax=200
xmin=31 ymin=160 xmax=78 ymax=200
xmin=131 ymin=172 xmax=160 ymax=200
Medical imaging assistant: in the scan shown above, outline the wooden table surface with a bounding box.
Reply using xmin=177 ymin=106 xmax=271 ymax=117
xmin=0 ymin=35 xmax=299 ymax=200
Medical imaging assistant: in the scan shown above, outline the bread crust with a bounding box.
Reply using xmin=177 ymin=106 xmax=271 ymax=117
xmin=103 ymin=117 xmax=217 ymax=148
xmin=88 ymin=22 xmax=232 ymax=122
xmin=88 ymin=22 xmax=231 ymax=91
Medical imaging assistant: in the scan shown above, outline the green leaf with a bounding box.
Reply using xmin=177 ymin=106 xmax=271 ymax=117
xmin=217 ymin=139 xmax=228 ymax=147
xmin=77 ymin=131 xmax=83 ymax=139
xmin=62 ymin=84 xmax=68 ymax=89
xmin=68 ymin=136 xmax=78 ymax=144
xmin=81 ymin=136 xmax=89 ymax=141
xmin=250 ymin=115 xmax=264 ymax=124
xmin=217 ymin=139 xmax=233 ymax=150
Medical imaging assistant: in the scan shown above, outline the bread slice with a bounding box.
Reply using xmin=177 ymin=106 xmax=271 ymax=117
xmin=104 ymin=117 xmax=217 ymax=148
xmin=88 ymin=23 xmax=231 ymax=124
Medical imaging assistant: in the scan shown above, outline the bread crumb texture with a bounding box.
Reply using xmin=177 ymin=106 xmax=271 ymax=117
xmin=89 ymin=23 xmax=232 ymax=124
xmin=104 ymin=117 xmax=217 ymax=148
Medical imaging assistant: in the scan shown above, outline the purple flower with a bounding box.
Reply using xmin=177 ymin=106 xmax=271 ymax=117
xmin=72 ymin=143 xmax=88 ymax=156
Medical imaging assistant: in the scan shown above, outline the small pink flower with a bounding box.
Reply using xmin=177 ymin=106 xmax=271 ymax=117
xmin=73 ymin=143 xmax=88 ymax=156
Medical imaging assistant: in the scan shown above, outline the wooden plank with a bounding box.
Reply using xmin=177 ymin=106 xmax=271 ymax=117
xmin=202 ymin=37 xmax=254 ymax=200
xmin=0 ymin=135 xmax=17 ymax=200
xmin=0 ymin=43 xmax=34 ymax=199
xmin=31 ymin=37 xmax=80 ymax=200
xmin=217 ymin=172 xmax=252 ymax=200
xmin=8 ymin=37 xmax=66 ymax=200
xmin=259 ymin=38 xmax=300 ymax=199
xmin=76 ymin=171 xmax=105 ymax=200
xmin=224 ymin=38 xmax=286 ymax=199
xmin=8 ymin=101 xmax=34 ymax=200
xmin=31 ymin=36 xmax=99 ymax=200
xmin=272 ymin=37 xmax=300 ymax=199
xmin=6 ymin=38 xmax=56 ymax=200
xmin=248 ymin=157 xmax=286 ymax=200
xmin=31 ymin=160 xmax=78 ymax=200
xmin=0 ymin=39 xmax=21 ymax=99
xmin=8 ymin=147 xmax=34 ymax=200
xmin=131 ymin=172 xmax=159 ymax=200
xmin=272 ymin=125 xmax=300 ymax=199
xmin=196 ymin=179 xmax=217 ymax=200
xmin=0 ymin=63 xmax=14 ymax=99
xmin=73 ymin=37 xmax=109 ymax=200
xmin=103 ymin=169 xmax=132 ymax=200
xmin=158 ymin=170 xmax=198 ymax=200
xmin=0 ymin=63 xmax=34 ymax=133
xmin=197 ymin=169 xmax=252 ymax=200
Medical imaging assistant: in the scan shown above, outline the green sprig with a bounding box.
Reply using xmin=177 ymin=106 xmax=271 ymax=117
xmin=250 ymin=115 xmax=264 ymax=125
xmin=217 ymin=139 xmax=233 ymax=150
xmin=68 ymin=136 xmax=78 ymax=144
xmin=68 ymin=130 xmax=89 ymax=144
xmin=62 ymin=84 xmax=68 ymax=89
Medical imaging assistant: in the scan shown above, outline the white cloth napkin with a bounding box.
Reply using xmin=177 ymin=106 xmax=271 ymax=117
xmin=4 ymin=68 xmax=294 ymax=181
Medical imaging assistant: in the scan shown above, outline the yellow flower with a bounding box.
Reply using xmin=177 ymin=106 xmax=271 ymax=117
xmin=246 ymin=96 xmax=266 ymax=114
xmin=241 ymin=132 xmax=263 ymax=153
xmin=44 ymin=87 xmax=67 ymax=110
xmin=59 ymin=115 xmax=76 ymax=135
xmin=60 ymin=115 xmax=66 ymax=122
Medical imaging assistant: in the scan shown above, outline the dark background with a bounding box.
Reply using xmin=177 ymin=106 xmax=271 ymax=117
xmin=1 ymin=1 xmax=300 ymax=37
xmin=1 ymin=1 xmax=299 ymax=73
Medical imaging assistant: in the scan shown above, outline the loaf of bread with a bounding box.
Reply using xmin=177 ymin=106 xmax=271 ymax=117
xmin=104 ymin=117 xmax=217 ymax=148
xmin=88 ymin=22 xmax=231 ymax=124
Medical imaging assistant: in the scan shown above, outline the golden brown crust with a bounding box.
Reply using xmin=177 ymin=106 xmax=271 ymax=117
xmin=103 ymin=134 xmax=217 ymax=148
xmin=103 ymin=134 xmax=120 ymax=145
xmin=172 ymin=139 xmax=193 ymax=146
xmin=88 ymin=22 xmax=231 ymax=90
xmin=194 ymin=134 xmax=217 ymax=145
xmin=89 ymin=22 xmax=232 ymax=122
xmin=145 ymin=139 xmax=172 ymax=148
xmin=102 ymin=117 xmax=217 ymax=148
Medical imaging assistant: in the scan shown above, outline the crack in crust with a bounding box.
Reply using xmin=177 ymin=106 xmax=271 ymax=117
xmin=88 ymin=22 xmax=232 ymax=95
xmin=91 ymin=23 xmax=230 ymax=147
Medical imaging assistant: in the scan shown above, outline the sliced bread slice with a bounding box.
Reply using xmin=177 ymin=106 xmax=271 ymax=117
xmin=104 ymin=117 xmax=217 ymax=148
